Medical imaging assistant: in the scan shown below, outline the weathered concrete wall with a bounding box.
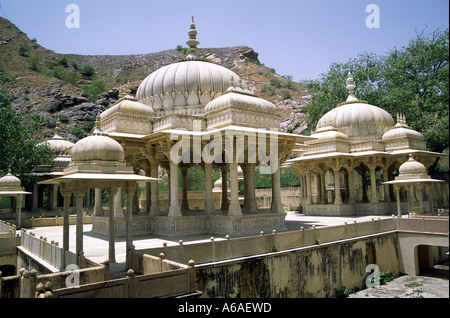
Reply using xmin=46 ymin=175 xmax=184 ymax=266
xmin=196 ymin=232 xmax=399 ymax=298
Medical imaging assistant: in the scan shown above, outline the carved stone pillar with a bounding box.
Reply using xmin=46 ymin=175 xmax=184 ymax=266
xmin=106 ymin=187 xmax=118 ymax=263
xmin=168 ymin=162 xmax=181 ymax=217
xmin=228 ymin=162 xmax=242 ymax=216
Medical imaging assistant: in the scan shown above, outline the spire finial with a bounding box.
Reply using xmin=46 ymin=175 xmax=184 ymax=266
xmin=186 ymin=16 xmax=200 ymax=59
xmin=346 ymin=71 xmax=357 ymax=101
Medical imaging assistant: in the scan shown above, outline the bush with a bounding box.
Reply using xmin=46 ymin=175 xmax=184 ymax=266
xmin=28 ymin=55 xmax=40 ymax=71
xmin=80 ymin=65 xmax=95 ymax=77
xmin=18 ymin=45 xmax=29 ymax=57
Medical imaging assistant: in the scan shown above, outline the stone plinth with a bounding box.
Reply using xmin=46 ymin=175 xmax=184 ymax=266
xmin=91 ymin=212 xmax=287 ymax=237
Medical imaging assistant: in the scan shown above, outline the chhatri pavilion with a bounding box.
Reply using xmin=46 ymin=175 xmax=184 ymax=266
xmin=88 ymin=18 xmax=313 ymax=237
xmin=286 ymin=72 xmax=445 ymax=216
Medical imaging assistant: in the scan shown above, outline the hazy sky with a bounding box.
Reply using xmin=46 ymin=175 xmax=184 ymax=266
xmin=1 ymin=0 xmax=448 ymax=81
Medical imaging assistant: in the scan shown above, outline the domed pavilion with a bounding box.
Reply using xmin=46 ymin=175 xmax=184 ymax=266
xmin=92 ymin=17 xmax=313 ymax=237
xmin=286 ymin=72 xmax=445 ymax=216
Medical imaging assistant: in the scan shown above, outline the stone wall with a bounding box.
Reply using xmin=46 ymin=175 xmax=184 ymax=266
xmin=195 ymin=232 xmax=400 ymax=298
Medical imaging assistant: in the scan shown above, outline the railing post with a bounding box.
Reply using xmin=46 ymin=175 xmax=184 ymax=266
xmin=188 ymin=260 xmax=196 ymax=293
xmin=210 ymin=237 xmax=215 ymax=262
xmin=127 ymin=269 xmax=135 ymax=298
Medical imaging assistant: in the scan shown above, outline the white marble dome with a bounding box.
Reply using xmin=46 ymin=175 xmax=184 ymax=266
xmin=398 ymin=155 xmax=427 ymax=176
xmin=316 ymin=101 xmax=394 ymax=139
xmin=316 ymin=72 xmax=394 ymax=140
xmin=136 ymin=60 xmax=240 ymax=112
xmin=0 ymin=171 xmax=22 ymax=191
xmin=100 ymin=95 xmax=154 ymax=119
xmin=70 ymin=129 xmax=124 ymax=162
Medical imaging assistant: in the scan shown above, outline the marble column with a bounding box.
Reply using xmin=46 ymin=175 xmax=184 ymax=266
xmin=125 ymin=183 xmax=134 ymax=269
xmin=333 ymin=168 xmax=342 ymax=205
xmin=114 ymin=188 xmax=123 ymax=217
xmin=75 ymin=189 xmax=86 ymax=263
xmin=271 ymin=163 xmax=283 ymax=213
xmin=204 ymin=163 xmax=215 ymax=214
xmin=168 ymin=162 xmax=181 ymax=217
xmin=61 ymin=189 xmax=71 ymax=270
xmin=305 ymin=172 xmax=312 ymax=205
xmin=149 ymin=164 xmax=160 ymax=216
xmin=228 ymin=162 xmax=242 ymax=216
xmin=394 ymin=184 xmax=402 ymax=217
xmin=106 ymin=188 xmax=118 ymax=263
xmin=15 ymin=194 xmax=23 ymax=230
xmin=94 ymin=188 xmax=102 ymax=216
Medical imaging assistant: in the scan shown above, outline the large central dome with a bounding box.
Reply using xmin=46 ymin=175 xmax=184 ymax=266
xmin=135 ymin=17 xmax=239 ymax=115
xmin=136 ymin=60 xmax=239 ymax=112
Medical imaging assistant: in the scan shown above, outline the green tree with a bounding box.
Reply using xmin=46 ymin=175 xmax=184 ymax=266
xmin=0 ymin=104 xmax=54 ymax=188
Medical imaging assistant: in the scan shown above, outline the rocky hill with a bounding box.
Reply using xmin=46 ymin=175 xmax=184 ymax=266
xmin=0 ymin=17 xmax=310 ymax=142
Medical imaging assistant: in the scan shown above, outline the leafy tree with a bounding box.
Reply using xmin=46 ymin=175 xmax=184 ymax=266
xmin=301 ymin=29 xmax=449 ymax=156
xmin=0 ymin=104 xmax=54 ymax=188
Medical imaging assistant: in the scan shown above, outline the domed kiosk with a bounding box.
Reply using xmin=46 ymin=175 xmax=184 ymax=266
xmin=0 ymin=170 xmax=31 ymax=228
xmin=383 ymin=154 xmax=444 ymax=216
xmin=90 ymin=17 xmax=313 ymax=237
xmin=287 ymin=72 xmax=445 ymax=216
xmin=39 ymin=117 xmax=159 ymax=268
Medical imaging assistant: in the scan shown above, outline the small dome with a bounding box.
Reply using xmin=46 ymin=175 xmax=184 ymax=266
xmin=311 ymin=126 xmax=349 ymax=142
xmin=382 ymin=114 xmax=424 ymax=142
xmin=70 ymin=129 xmax=124 ymax=162
xmin=205 ymin=84 xmax=276 ymax=113
xmin=0 ymin=171 xmax=22 ymax=191
xmin=100 ymin=95 xmax=154 ymax=120
xmin=398 ymin=154 xmax=427 ymax=175
xmin=44 ymin=134 xmax=74 ymax=154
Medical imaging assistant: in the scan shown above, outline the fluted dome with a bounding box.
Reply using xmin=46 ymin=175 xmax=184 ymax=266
xmin=100 ymin=95 xmax=154 ymax=119
xmin=205 ymin=85 xmax=276 ymax=113
xmin=70 ymin=128 xmax=124 ymax=162
xmin=382 ymin=114 xmax=425 ymax=142
xmin=40 ymin=122 xmax=74 ymax=155
xmin=398 ymin=154 xmax=427 ymax=176
xmin=316 ymin=72 xmax=394 ymax=140
xmin=136 ymin=60 xmax=239 ymax=111
xmin=312 ymin=126 xmax=349 ymax=142
xmin=0 ymin=172 xmax=22 ymax=191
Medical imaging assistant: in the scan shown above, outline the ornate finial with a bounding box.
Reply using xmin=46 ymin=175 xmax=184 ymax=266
xmin=92 ymin=111 xmax=103 ymax=135
xmin=346 ymin=71 xmax=357 ymax=101
xmin=55 ymin=119 xmax=62 ymax=135
xmin=186 ymin=16 xmax=200 ymax=59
